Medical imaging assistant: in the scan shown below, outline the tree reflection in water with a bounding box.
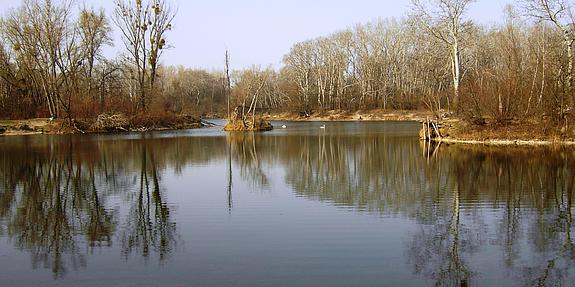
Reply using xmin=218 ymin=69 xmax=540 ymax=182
xmin=218 ymin=131 xmax=575 ymax=287
xmin=227 ymin=132 xmax=270 ymax=190
xmin=0 ymin=136 xmax=222 ymax=277
xmin=120 ymin=146 xmax=177 ymax=261
xmin=0 ymin=138 xmax=114 ymax=278
xmin=412 ymin=145 xmax=575 ymax=287
xmin=0 ymin=127 xmax=574 ymax=285
xmin=252 ymin=133 xmax=575 ymax=287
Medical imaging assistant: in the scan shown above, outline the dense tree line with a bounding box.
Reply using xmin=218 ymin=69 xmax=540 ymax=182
xmin=0 ymin=0 xmax=196 ymax=120
xmin=279 ymin=0 xmax=575 ymax=124
xmin=1 ymin=0 xmax=575 ymax=126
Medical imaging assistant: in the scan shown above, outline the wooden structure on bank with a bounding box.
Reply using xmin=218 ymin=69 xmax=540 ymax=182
xmin=420 ymin=117 xmax=443 ymax=141
xmin=420 ymin=117 xmax=445 ymax=162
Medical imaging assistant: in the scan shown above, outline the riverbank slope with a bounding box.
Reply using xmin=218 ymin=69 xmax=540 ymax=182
xmin=0 ymin=114 xmax=202 ymax=136
xmin=434 ymin=118 xmax=575 ymax=146
xmin=262 ymin=109 xmax=431 ymax=122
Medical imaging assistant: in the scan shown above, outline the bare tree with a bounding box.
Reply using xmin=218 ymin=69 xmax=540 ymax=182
xmin=284 ymin=41 xmax=314 ymax=112
xmin=78 ymin=7 xmax=112 ymax=100
xmin=225 ymin=49 xmax=231 ymax=118
xmin=230 ymin=67 xmax=284 ymax=127
xmin=2 ymin=0 xmax=78 ymax=120
xmin=523 ymin=0 xmax=575 ymax=111
xmin=147 ymin=0 xmax=176 ymax=92
xmin=113 ymin=0 xmax=175 ymax=112
xmin=114 ymin=0 xmax=150 ymax=111
xmin=411 ymin=0 xmax=475 ymax=111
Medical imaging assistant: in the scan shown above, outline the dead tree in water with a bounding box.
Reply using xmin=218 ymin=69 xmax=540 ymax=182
xmin=421 ymin=117 xmax=443 ymax=141
xmin=225 ymin=49 xmax=231 ymax=119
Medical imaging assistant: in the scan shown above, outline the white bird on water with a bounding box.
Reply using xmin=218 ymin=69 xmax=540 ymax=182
xmin=282 ymin=125 xmax=287 ymax=129
xmin=320 ymin=124 xmax=326 ymax=129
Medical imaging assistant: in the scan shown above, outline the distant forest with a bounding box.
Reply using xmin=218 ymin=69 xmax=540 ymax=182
xmin=0 ymin=0 xmax=574 ymax=125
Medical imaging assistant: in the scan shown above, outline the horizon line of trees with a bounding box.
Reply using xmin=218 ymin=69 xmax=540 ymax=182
xmin=279 ymin=0 xmax=575 ymax=123
xmin=0 ymin=0 xmax=179 ymax=121
xmin=0 ymin=0 xmax=574 ymax=126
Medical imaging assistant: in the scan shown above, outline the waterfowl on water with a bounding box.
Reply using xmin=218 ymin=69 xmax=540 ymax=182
xmin=282 ymin=125 xmax=287 ymax=128
xmin=320 ymin=125 xmax=326 ymax=129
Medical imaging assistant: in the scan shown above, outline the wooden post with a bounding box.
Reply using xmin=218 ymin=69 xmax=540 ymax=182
xmin=432 ymin=121 xmax=442 ymax=141
xmin=225 ymin=49 xmax=231 ymax=119
xmin=426 ymin=117 xmax=431 ymax=141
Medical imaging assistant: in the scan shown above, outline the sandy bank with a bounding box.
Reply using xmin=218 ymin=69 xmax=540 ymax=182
xmin=426 ymin=118 xmax=575 ymax=147
xmin=263 ymin=109 xmax=431 ymax=122
xmin=434 ymin=138 xmax=575 ymax=146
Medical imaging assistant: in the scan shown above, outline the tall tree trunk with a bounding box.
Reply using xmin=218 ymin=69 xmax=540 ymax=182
xmin=565 ymin=37 xmax=574 ymax=109
xmin=451 ymin=38 xmax=461 ymax=111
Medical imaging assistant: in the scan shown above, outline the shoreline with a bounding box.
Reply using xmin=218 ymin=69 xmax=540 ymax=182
xmin=425 ymin=118 xmax=575 ymax=147
xmin=432 ymin=137 xmax=575 ymax=147
xmin=0 ymin=116 xmax=204 ymax=137
xmin=0 ymin=126 xmax=205 ymax=137
xmin=262 ymin=109 xmax=431 ymax=122
xmin=3 ymin=111 xmax=574 ymax=147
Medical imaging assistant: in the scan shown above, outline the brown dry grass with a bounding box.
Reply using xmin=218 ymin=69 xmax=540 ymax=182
xmin=129 ymin=112 xmax=201 ymax=131
xmin=436 ymin=117 xmax=575 ymax=145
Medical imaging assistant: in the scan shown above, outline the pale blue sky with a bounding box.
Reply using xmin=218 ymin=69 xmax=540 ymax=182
xmin=2 ymin=0 xmax=512 ymax=69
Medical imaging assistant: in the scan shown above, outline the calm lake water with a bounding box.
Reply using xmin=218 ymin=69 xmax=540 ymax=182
xmin=0 ymin=121 xmax=574 ymax=287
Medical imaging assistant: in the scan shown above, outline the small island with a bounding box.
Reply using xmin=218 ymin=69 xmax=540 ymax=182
xmin=224 ymin=106 xmax=273 ymax=132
